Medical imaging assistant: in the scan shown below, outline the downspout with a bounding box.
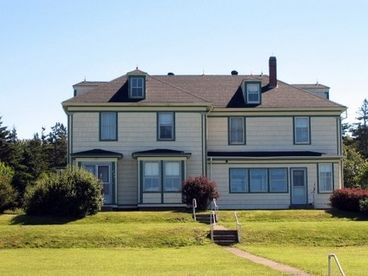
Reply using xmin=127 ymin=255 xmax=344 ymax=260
xmin=205 ymin=104 xmax=214 ymax=178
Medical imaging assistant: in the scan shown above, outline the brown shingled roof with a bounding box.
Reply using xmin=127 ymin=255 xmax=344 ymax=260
xmin=63 ymin=73 xmax=345 ymax=110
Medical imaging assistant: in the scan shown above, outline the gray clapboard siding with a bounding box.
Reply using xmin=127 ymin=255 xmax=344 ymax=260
xmin=207 ymin=116 xmax=338 ymax=155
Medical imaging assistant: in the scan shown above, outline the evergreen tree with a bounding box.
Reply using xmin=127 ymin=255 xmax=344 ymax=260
xmin=0 ymin=117 xmax=12 ymax=163
xmin=352 ymin=99 xmax=368 ymax=157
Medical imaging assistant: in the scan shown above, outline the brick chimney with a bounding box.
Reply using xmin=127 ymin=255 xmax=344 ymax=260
xmin=269 ymin=56 xmax=277 ymax=88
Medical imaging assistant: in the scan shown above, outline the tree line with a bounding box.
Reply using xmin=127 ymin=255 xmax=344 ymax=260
xmin=343 ymin=99 xmax=368 ymax=188
xmin=0 ymin=117 xmax=67 ymax=206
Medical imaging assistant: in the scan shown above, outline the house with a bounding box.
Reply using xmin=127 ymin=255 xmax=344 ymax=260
xmin=62 ymin=57 xmax=346 ymax=209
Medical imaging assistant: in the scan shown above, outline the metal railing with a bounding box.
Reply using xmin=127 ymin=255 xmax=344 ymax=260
xmin=211 ymin=198 xmax=219 ymax=222
xmin=328 ymin=254 xmax=345 ymax=276
xmin=210 ymin=210 xmax=216 ymax=241
xmin=192 ymin=198 xmax=197 ymax=221
xmin=234 ymin=211 xmax=241 ymax=243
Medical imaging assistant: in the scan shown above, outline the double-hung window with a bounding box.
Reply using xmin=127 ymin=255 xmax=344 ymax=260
xmin=294 ymin=117 xmax=310 ymax=144
xmin=158 ymin=112 xmax=175 ymax=141
xmin=100 ymin=112 xmax=117 ymax=141
xmin=229 ymin=117 xmax=245 ymax=145
xmin=129 ymin=77 xmax=145 ymax=98
xmin=319 ymin=163 xmax=333 ymax=193
xmin=229 ymin=168 xmax=248 ymax=193
xmin=143 ymin=162 xmax=161 ymax=192
xmin=163 ymin=161 xmax=181 ymax=192
xmin=246 ymin=82 xmax=261 ymax=104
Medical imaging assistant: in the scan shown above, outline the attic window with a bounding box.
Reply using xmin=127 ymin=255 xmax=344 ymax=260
xmin=129 ymin=76 xmax=145 ymax=98
xmin=245 ymin=82 xmax=261 ymax=104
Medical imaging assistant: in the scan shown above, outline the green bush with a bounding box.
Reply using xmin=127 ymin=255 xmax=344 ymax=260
xmin=24 ymin=166 xmax=103 ymax=218
xmin=359 ymin=198 xmax=368 ymax=214
xmin=182 ymin=176 xmax=219 ymax=210
xmin=0 ymin=162 xmax=16 ymax=213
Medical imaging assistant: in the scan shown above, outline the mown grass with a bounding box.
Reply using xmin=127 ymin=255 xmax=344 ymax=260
xmin=217 ymin=210 xmax=368 ymax=275
xmin=0 ymin=246 xmax=282 ymax=276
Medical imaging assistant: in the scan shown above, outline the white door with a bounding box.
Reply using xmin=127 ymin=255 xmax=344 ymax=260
xmin=83 ymin=164 xmax=113 ymax=204
xmin=291 ymin=168 xmax=307 ymax=205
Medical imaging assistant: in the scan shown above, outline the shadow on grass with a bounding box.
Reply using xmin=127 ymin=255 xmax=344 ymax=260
xmin=326 ymin=208 xmax=368 ymax=221
xmin=10 ymin=214 xmax=81 ymax=225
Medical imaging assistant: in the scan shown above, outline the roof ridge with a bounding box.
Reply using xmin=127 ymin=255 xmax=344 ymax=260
xmin=147 ymin=75 xmax=211 ymax=103
xmin=277 ymin=80 xmax=345 ymax=108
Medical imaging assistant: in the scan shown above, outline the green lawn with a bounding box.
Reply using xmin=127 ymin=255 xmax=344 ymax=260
xmin=0 ymin=246 xmax=281 ymax=276
xmin=218 ymin=210 xmax=368 ymax=275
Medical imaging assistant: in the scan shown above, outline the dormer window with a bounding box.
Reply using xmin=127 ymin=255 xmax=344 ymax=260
xmin=129 ymin=76 xmax=145 ymax=99
xmin=245 ymin=82 xmax=261 ymax=104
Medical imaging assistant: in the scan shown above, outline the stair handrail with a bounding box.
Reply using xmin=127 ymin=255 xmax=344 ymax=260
xmin=328 ymin=254 xmax=345 ymax=276
xmin=210 ymin=210 xmax=216 ymax=241
xmin=211 ymin=198 xmax=219 ymax=222
xmin=192 ymin=198 xmax=197 ymax=221
xmin=234 ymin=211 xmax=241 ymax=243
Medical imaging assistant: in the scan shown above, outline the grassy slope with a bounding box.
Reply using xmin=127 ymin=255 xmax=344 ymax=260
xmin=218 ymin=210 xmax=368 ymax=275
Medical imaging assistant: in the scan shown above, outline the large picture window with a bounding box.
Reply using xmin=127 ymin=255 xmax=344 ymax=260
xmin=319 ymin=163 xmax=333 ymax=193
xmin=100 ymin=112 xmax=117 ymax=141
xmin=294 ymin=117 xmax=310 ymax=144
xmin=229 ymin=117 xmax=245 ymax=145
xmin=229 ymin=167 xmax=288 ymax=193
xmin=158 ymin=112 xmax=175 ymax=141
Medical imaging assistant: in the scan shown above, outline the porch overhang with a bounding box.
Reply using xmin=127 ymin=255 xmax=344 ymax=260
xmin=71 ymin=149 xmax=123 ymax=159
xmin=207 ymin=151 xmax=323 ymax=158
xmin=132 ymin=149 xmax=191 ymax=159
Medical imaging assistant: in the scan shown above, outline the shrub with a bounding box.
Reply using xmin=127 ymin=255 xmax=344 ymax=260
xmin=182 ymin=176 xmax=219 ymax=210
xmin=24 ymin=166 xmax=103 ymax=218
xmin=0 ymin=162 xmax=16 ymax=213
xmin=359 ymin=198 xmax=368 ymax=214
xmin=330 ymin=188 xmax=368 ymax=212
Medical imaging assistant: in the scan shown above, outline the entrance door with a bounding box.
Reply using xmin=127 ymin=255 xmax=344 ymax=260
xmin=83 ymin=164 xmax=113 ymax=204
xmin=291 ymin=168 xmax=307 ymax=205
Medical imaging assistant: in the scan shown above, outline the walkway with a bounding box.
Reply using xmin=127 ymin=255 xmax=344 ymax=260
xmin=225 ymin=247 xmax=310 ymax=276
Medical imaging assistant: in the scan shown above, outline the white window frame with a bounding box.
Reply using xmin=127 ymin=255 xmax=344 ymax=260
xmin=246 ymin=82 xmax=261 ymax=104
xmin=318 ymin=163 xmax=333 ymax=193
xmin=229 ymin=117 xmax=245 ymax=145
xmin=294 ymin=117 xmax=310 ymax=144
xmin=129 ymin=77 xmax=145 ymax=98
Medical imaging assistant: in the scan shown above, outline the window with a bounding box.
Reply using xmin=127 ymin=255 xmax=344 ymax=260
xmin=269 ymin=168 xmax=288 ymax=192
xmin=129 ymin=77 xmax=145 ymax=98
xmin=294 ymin=117 xmax=310 ymax=144
xmin=246 ymin=82 xmax=261 ymax=104
xmin=229 ymin=168 xmax=248 ymax=193
xmin=158 ymin=112 xmax=175 ymax=140
xmin=229 ymin=117 xmax=245 ymax=145
xmin=100 ymin=112 xmax=117 ymax=141
xmin=143 ymin=162 xmax=161 ymax=192
xmin=163 ymin=161 xmax=181 ymax=192
xmin=249 ymin=169 xmax=268 ymax=192
xmin=319 ymin=163 xmax=333 ymax=193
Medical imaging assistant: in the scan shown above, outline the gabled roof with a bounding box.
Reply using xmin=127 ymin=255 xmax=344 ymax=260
xmin=63 ymin=72 xmax=345 ymax=110
xmin=292 ymin=83 xmax=330 ymax=89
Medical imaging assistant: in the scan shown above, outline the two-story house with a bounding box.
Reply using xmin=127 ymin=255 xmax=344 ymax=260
xmin=62 ymin=57 xmax=346 ymax=209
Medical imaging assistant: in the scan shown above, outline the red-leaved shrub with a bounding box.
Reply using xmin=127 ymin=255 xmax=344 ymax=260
xmin=330 ymin=188 xmax=368 ymax=212
xmin=182 ymin=176 xmax=219 ymax=210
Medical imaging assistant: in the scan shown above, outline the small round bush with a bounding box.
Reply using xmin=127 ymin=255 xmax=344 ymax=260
xmin=330 ymin=188 xmax=368 ymax=212
xmin=24 ymin=166 xmax=103 ymax=218
xmin=0 ymin=162 xmax=16 ymax=213
xmin=183 ymin=176 xmax=219 ymax=210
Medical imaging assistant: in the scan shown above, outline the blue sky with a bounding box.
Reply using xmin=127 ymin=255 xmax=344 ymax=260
xmin=1 ymin=0 xmax=367 ymax=138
